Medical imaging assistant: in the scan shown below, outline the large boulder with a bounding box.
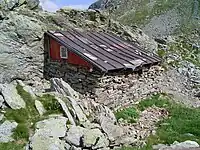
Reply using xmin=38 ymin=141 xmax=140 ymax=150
xmin=35 ymin=116 xmax=68 ymax=138
xmin=0 ymin=120 xmax=18 ymax=142
xmin=29 ymin=116 xmax=67 ymax=150
xmin=30 ymin=135 xmax=65 ymax=150
xmin=67 ymin=96 xmax=88 ymax=123
xmin=99 ymin=116 xmax=124 ymax=142
xmin=6 ymin=0 xmax=18 ymax=10
xmin=0 ymin=0 xmax=39 ymax=10
xmin=56 ymin=97 xmax=76 ymax=125
xmin=65 ymin=126 xmax=87 ymax=147
xmin=12 ymin=14 xmax=43 ymax=45
xmin=82 ymin=128 xmax=109 ymax=149
xmin=51 ymin=78 xmax=79 ymax=99
xmin=0 ymin=83 xmax=26 ymax=109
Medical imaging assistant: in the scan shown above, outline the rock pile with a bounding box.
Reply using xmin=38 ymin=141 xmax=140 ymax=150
xmin=0 ymin=1 xmax=157 ymax=89
xmin=20 ymin=78 xmax=166 ymax=150
xmin=47 ymin=61 xmax=199 ymax=110
xmin=0 ymin=83 xmax=26 ymax=109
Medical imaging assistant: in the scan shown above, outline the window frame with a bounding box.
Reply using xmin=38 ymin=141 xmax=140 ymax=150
xmin=60 ymin=46 xmax=68 ymax=59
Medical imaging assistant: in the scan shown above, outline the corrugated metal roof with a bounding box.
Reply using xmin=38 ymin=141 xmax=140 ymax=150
xmin=45 ymin=29 xmax=162 ymax=72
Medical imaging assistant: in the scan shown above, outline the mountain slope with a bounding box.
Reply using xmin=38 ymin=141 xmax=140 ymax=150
xmin=90 ymin=0 xmax=200 ymax=38
xmin=0 ymin=1 xmax=157 ymax=89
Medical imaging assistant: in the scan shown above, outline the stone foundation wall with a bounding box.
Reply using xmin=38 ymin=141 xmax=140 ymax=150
xmin=44 ymin=62 xmax=163 ymax=108
xmin=44 ymin=61 xmax=102 ymax=94
xmin=45 ymin=61 xmax=197 ymax=110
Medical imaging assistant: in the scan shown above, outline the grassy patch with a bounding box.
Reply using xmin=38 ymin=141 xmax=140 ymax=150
xmin=118 ymin=94 xmax=200 ymax=149
xmin=13 ymin=124 xmax=29 ymax=141
xmin=137 ymin=94 xmax=172 ymax=111
xmin=115 ymin=107 xmax=139 ymax=123
xmin=3 ymin=85 xmax=65 ymax=149
xmin=167 ymin=41 xmax=200 ymax=67
xmin=4 ymin=85 xmax=39 ymax=142
xmin=38 ymin=94 xmax=64 ymax=115
xmin=118 ymin=0 xmax=181 ymax=26
xmin=0 ymin=142 xmax=24 ymax=150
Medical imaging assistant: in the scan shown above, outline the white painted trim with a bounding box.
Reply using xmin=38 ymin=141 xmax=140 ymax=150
xmin=60 ymin=46 xmax=68 ymax=59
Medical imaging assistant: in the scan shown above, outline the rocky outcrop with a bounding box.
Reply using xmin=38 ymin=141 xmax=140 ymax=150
xmin=35 ymin=116 xmax=68 ymax=137
xmin=26 ymin=79 xmax=155 ymax=150
xmin=30 ymin=135 xmax=65 ymax=150
xmin=0 ymin=0 xmax=40 ymax=10
xmin=29 ymin=116 xmax=67 ymax=150
xmin=0 ymin=4 xmax=158 ymax=87
xmin=50 ymin=78 xmax=79 ymax=99
xmin=89 ymin=0 xmax=198 ymax=39
xmin=0 ymin=83 xmax=26 ymax=109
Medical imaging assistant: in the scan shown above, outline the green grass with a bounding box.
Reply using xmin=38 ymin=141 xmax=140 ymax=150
xmin=115 ymin=107 xmax=139 ymax=123
xmin=3 ymin=85 xmax=64 ymax=149
xmin=5 ymin=84 xmax=39 ymax=142
xmin=118 ymin=0 xmax=182 ymax=26
xmin=38 ymin=94 xmax=64 ymax=115
xmin=167 ymin=40 xmax=200 ymax=67
xmin=0 ymin=143 xmax=24 ymax=150
xmin=13 ymin=124 xmax=29 ymax=141
xmin=118 ymin=94 xmax=200 ymax=150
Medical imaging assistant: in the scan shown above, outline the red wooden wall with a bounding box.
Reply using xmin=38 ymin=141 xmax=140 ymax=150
xmin=49 ymin=38 xmax=92 ymax=69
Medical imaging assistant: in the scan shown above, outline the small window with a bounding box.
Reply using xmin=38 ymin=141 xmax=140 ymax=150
xmin=60 ymin=46 xmax=68 ymax=59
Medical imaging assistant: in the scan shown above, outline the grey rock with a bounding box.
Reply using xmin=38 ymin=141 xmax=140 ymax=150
xmin=153 ymin=144 xmax=167 ymax=150
xmin=169 ymin=140 xmax=199 ymax=149
xmin=51 ymin=78 xmax=79 ymax=99
xmin=0 ymin=114 xmax=4 ymax=121
xmin=0 ymin=0 xmax=6 ymax=9
xmin=56 ymin=97 xmax=76 ymax=125
xmin=35 ymin=100 xmax=46 ymax=116
xmin=64 ymin=143 xmax=71 ymax=150
xmin=0 ymin=83 xmax=26 ymax=109
xmin=35 ymin=116 xmax=68 ymax=138
xmin=65 ymin=126 xmax=86 ymax=147
xmin=18 ymin=0 xmax=26 ymax=5
xmin=26 ymin=0 xmax=39 ymax=9
xmin=17 ymin=80 xmax=36 ymax=99
xmin=71 ymin=146 xmax=82 ymax=150
xmin=30 ymin=134 xmax=65 ymax=150
xmin=7 ymin=0 xmax=18 ymax=10
xmin=81 ymin=122 xmax=101 ymax=129
xmin=0 ymin=43 xmax=23 ymax=83
xmin=99 ymin=116 xmax=124 ymax=141
xmin=13 ymin=15 xmax=43 ymax=45
xmin=67 ymin=96 xmax=88 ymax=123
xmin=154 ymin=140 xmax=200 ymax=150
xmin=0 ymin=120 xmax=18 ymax=142
xmin=83 ymin=128 xmax=109 ymax=149
xmin=91 ymin=101 xmax=117 ymax=123
xmin=0 ymin=95 xmax=4 ymax=108
xmin=117 ymin=136 xmax=138 ymax=146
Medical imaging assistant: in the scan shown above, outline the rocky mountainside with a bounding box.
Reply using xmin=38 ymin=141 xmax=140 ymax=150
xmin=0 ymin=0 xmax=159 ymax=89
xmin=89 ymin=0 xmax=200 ymax=38
xmin=90 ymin=0 xmax=200 ymax=92
xmin=0 ymin=0 xmax=200 ymax=150
xmin=0 ymin=0 xmax=158 ymax=91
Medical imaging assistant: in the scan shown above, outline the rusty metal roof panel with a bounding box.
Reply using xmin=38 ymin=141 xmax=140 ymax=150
xmin=46 ymin=29 xmax=162 ymax=72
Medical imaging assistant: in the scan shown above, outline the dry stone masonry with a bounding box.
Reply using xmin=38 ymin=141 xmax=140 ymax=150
xmin=45 ymin=61 xmax=200 ymax=109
